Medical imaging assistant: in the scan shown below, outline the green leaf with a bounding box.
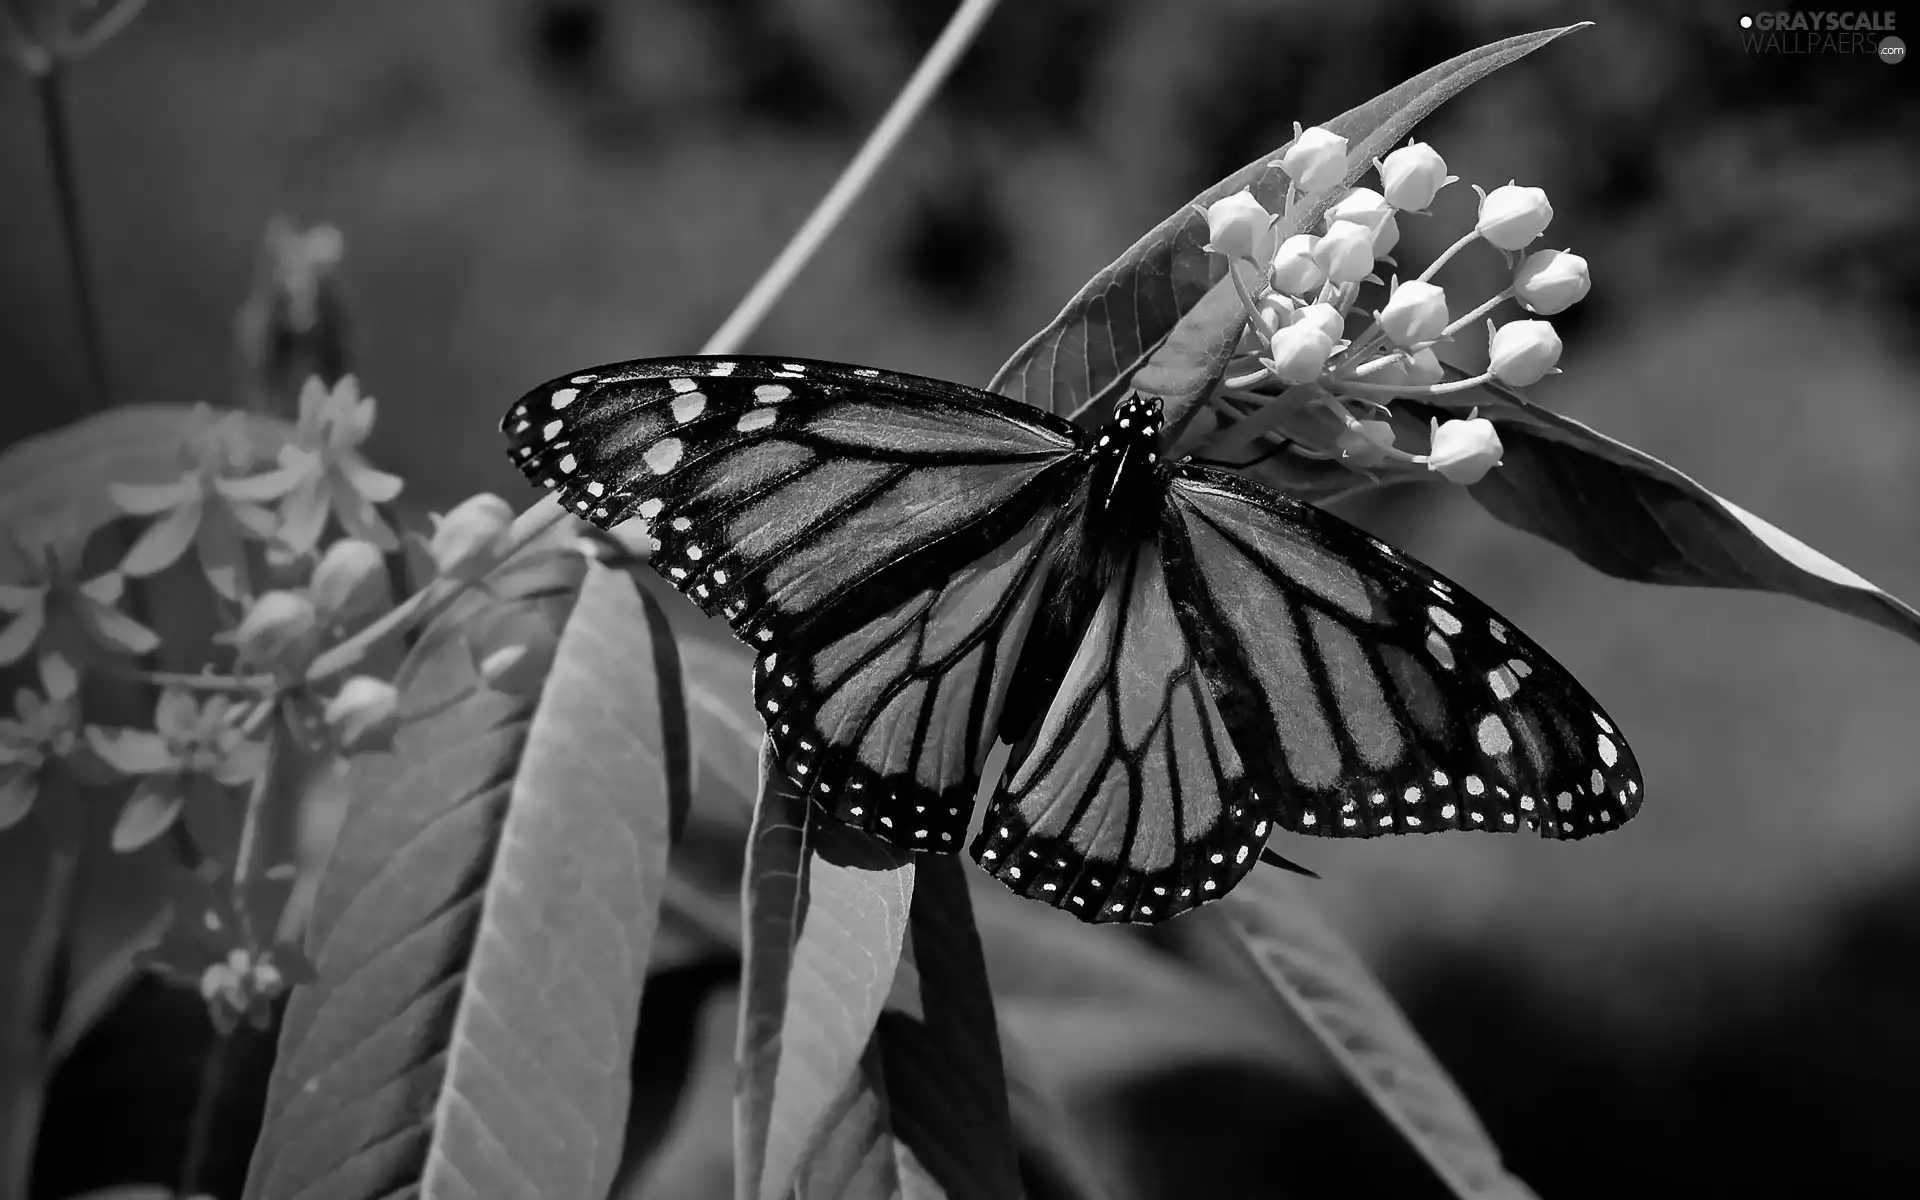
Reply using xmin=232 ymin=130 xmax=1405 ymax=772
xmin=1221 ymin=871 xmax=1537 ymax=1200
xmin=799 ymin=855 xmax=1021 ymax=1200
xmin=243 ymin=558 xmax=680 ymax=1200
xmin=1436 ymin=388 xmax=1920 ymax=650
xmin=735 ymin=746 xmax=915 ymax=1200
xmin=989 ymin=25 xmax=1589 ymax=422
xmin=0 ymin=405 xmax=292 ymax=573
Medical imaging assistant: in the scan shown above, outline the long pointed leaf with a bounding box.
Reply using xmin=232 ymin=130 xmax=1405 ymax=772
xmin=1221 ymin=872 xmax=1537 ymax=1200
xmin=735 ymin=746 xmax=915 ymax=1200
xmin=244 ymin=558 xmax=681 ymax=1200
xmin=990 ymin=25 xmax=1589 ymax=419
xmin=800 ymin=855 xmax=1022 ymax=1199
xmin=1457 ymin=394 xmax=1920 ymax=649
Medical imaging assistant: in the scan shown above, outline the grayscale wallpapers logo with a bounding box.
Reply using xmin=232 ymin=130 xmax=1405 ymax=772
xmin=1736 ymin=11 xmax=1903 ymax=59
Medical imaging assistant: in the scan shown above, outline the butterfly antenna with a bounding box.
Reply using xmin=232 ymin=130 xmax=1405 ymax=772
xmin=1185 ymin=436 xmax=1299 ymax=471
xmin=1259 ymin=846 xmax=1320 ymax=879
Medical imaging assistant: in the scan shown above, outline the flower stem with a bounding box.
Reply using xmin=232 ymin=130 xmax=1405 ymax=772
xmin=1335 ymin=372 xmax=1494 ymax=399
xmin=35 ymin=65 xmax=113 ymax=414
xmin=1 ymin=807 xmax=82 ymax=1200
xmin=698 ymin=0 xmax=1003 ymax=357
xmin=102 ymin=665 xmax=276 ymax=694
xmin=1441 ymin=287 xmax=1513 ymax=339
xmin=176 ymin=1027 xmax=232 ymax=1196
xmin=1415 ymin=231 xmax=1481 ymax=286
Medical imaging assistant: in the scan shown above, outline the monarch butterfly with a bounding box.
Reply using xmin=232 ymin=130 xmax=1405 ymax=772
xmin=502 ymin=357 xmax=1642 ymax=924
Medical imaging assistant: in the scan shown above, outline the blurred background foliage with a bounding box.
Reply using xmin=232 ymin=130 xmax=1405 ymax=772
xmin=2 ymin=0 xmax=1918 ymax=1196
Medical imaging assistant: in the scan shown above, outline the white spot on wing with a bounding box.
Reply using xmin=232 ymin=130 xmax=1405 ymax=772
xmin=736 ymin=408 xmax=776 ymax=433
xmin=551 ymin=387 xmax=579 ymax=409
xmin=1475 ymin=714 xmax=1513 ymax=755
xmin=1597 ymin=734 xmax=1618 ymax=767
xmin=669 ymin=377 xmax=698 ymax=393
xmin=645 ymin=439 xmax=684 ymax=474
xmin=754 ymin=384 xmax=792 ymax=404
xmin=672 ymin=392 xmax=707 ymax=423
xmin=1429 ymin=606 xmax=1463 ymax=636
xmin=543 ymin=420 xmax=564 ymax=441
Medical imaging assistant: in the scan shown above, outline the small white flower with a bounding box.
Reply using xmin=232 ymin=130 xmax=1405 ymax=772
xmin=1488 ymin=319 xmax=1563 ymax=386
xmin=1323 ymin=187 xmax=1394 ymax=235
xmin=1279 ymin=126 xmax=1350 ymax=194
xmin=1313 ymin=220 xmax=1377 ymax=285
xmin=1476 ymin=182 xmax=1554 ymax=251
xmin=1378 ymin=280 xmax=1449 ymax=347
xmin=1377 ymin=142 xmax=1453 ymax=212
xmin=1513 ymin=248 xmax=1590 ymax=315
xmin=1291 ymin=302 xmax=1345 ymax=343
xmin=1265 ymin=324 xmax=1335 ymax=384
xmin=1424 ymin=417 xmax=1503 ymax=484
xmin=1269 ymin=234 xmax=1327 ymax=296
xmin=1203 ymin=188 xmax=1275 ymax=262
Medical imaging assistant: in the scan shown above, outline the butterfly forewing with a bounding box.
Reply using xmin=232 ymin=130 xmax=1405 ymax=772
xmin=970 ymin=542 xmax=1273 ymax=923
xmin=503 ymin=357 xmax=1086 ymax=846
xmin=1160 ymin=466 xmax=1643 ymax=840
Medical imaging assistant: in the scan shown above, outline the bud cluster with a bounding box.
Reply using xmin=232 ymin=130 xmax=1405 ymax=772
xmin=1201 ymin=127 xmax=1592 ymax=486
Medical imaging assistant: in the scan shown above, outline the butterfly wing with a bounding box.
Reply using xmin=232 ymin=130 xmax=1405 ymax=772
xmin=969 ymin=541 xmax=1275 ymax=923
xmin=1161 ymin=465 xmax=1643 ymax=840
xmin=503 ymin=357 xmax=1087 ymax=848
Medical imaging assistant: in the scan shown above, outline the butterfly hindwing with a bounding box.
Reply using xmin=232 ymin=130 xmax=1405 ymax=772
xmin=1161 ymin=466 xmax=1643 ymax=840
xmin=756 ymin=502 xmax=1069 ymax=849
xmin=969 ymin=542 xmax=1274 ymax=923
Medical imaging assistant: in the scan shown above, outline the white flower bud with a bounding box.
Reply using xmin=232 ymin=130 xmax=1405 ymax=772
xmin=429 ymin=494 xmax=516 ymax=581
xmin=1203 ymin=188 xmax=1276 ymax=262
xmin=1371 ymin=213 xmax=1401 ymax=258
xmin=1424 ymin=417 xmax=1503 ymax=485
xmin=1265 ymin=324 xmax=1334 ymax=385
xmin=1292 ymin=302 xmax=1345 ymax=343
xmin=1313 ymin=220 xmax=1376 ymax=285
xmin=1378 ymin=142 xmax=1452 ymax=212
xmin=1322 ymin=187 xmax=1393 ymax=235
xmin=1488 ymin=319 xmax=1563 ymax=386
xmin=1279 ymin=126 xmax=1350 ymax=194
xmin=1403 ymin=347 xmax=1445 ymax=384
xmin=1336 ymin=419 xmax=1396 ymax=468
xmin=1378 ymin=280 xmax=1449 ymax=347
xmin=323 ymin=675 xmax=400 ymax=753
xmin=1238 ymin=293 xmax=1297 ymax=355
xmin=1513 ymin=248 xmax=1590 ymax=315
xmin=309 ymin=538 xmax=388 ymax=623
xmin=233 ymin=590 xmax=320 ymax=671
xmin=1476 ymin=183 xmax=1554 ymax=251
xmin=1269 ymin=234 xmax=1326 ymax=296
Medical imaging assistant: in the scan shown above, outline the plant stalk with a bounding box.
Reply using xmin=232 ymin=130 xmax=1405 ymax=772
xmin=35 ymin=65 xmax=113 ymax=415
xmin=1 ymin=826 xmax=81 ymax=1200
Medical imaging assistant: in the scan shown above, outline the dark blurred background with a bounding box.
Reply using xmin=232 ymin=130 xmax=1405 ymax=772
xmin=3 ymin=0 xmax=1919 ymax=1197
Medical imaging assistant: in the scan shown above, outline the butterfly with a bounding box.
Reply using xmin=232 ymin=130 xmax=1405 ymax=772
xmin=502 ymin=357 xmax=1642 ymax=924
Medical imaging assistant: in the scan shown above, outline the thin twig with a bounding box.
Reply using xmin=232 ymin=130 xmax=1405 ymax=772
xmin=315 ymin=0 xmax=1007 ymax=692
xmin=1 ymin=785 xmax=81 ymax=1200
xmin=698 ymin=0 xmax=1005 ymax=357
xmin=36 ymin=66 xmax=112 ymax=414
xmin=176 ymin=1026 xmax=232 ymax=1195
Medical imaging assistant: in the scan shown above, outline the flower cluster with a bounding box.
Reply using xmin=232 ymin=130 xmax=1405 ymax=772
xmin=0 ymin=300 xmax=569 ymax=1034
xmin=1201 ymin=127 xmax=1592 ymax=486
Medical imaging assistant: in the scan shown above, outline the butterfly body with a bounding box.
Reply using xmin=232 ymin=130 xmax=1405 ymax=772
xmin=504 ymin=356 xmax=1643 ymax=924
